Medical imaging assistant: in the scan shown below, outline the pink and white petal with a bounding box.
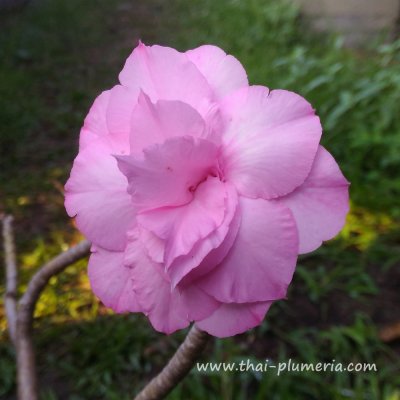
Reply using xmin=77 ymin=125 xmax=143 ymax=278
xmin=106 ymin=84 xmax=138 ymax=136
xmin=167 ymin=183 xmax=239 ymax=287
xmin=197 ymin=197 xmax=298 ymax=303
xmin=79 ymin=90 xmax=111 ymax=149
xmin=138 ymin=177 xmax=226 ymax=267
xmin=126 ymin=239 xmax=217 ymax=333
xmin=186 ymin=45 xmax=248 ymax=99
xmin=130 ymin=92 xmax=206 ymax=154
xmin=88 ymin=246 xmax=140 ymax=313
xmin=278 ymin=146 xmax=350 ymax=254
xmin=65 ymin=134 xmax=134 ymax=251
xmin=196 ymin=301 xmax=273 ymax=338
xmin=116 ymin=136 xmax=219 ymax=210
xmin=221 ymin=86 xmax=322 ymax=199
xmin=119 ymin=42 xmax=214 ymax=115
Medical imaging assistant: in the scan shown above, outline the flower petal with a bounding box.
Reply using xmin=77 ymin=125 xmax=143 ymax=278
xmin=178 ymin=285 xmax=221 ymax=322
xmin=168 ymin=182 xmax=239 ymax=287
xmin=138 ymin=176 xmax=226 ymax=268
xmin=186 ymin=45 xmax=248 ymax=99
xmin=221 ymin=86 xmax=322 ymax=199
xmin=116 ymin=136 xmax=219 ymax=210
xmin=278 ymin=146 xmax=350 ymax=254
xmin=180 ymin=197 xmax=241 ymax=286
xmin=119 ymin=42 xmax=214 ymax=115
xmin=88 ymin=246 xmax=140 ymax=313
xmin=79 ymin=90 xmax=111 ymax=149
xmin=136 ymin=228 xmax=165 ymax=264
xmin=196 ymin=301 xmax=272 ymax=338
xmin=125 ymin=237 xmax=219 ymax=334
xmin=197 ymin=197 xmax=298 ymax=303
xmin=65 ymin=134 xmax=134 ymax=251
xmin=130 ymin=92 xmax=207 ymax=154
xmin=106 ymin=84 xmax=138 ymax=136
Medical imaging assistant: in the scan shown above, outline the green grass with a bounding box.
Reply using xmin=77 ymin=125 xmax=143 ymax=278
xmin=1 ymin=0 xmax=400 ymax=399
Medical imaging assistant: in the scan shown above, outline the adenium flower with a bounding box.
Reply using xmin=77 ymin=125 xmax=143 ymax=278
xmin=65 ymin=42 xmax=349 ymax=337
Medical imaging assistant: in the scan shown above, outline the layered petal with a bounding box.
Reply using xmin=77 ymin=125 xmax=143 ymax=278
xmin=136 ymin=228 xmax=165 ymax=264
xmin=167 ymin=182 xmax=239 ymax=287
xmin=125 ymin=237 xmax=219 ymax=334
xmin=105 ymin=84 xmax=138 ymax=137
xmin=278 ymin=146 xmax=350 ymax=254
xmin=119 ymin=42 xmax=214 ymax=115
xmin=130 ymin=92 xmax=207 ymax=153
xmin=117 ymin=136 xmax=219 ymax=210
xmin=88 ymin=246 xmax=140 ymax=313
xmin=186 ymin=45 xmax=248 ymax=99
xmin=79 ymin=90 xmax=111 ymax=149
xmin=138 ymin=177 xmax=226 ymax=268
xmin=197 ymin=197 xmax=298 ymax=303
xmin=221 ymin=86 xmax=322 ymax=199
xmin=65 ymin=134 xmax=134 ymax=251
xmin=66 ymin=41 xmax=351 ymax=339
xmin=196 ymin=301 xmax=272 ymax=338
xmin=180 ymin=197 xmax=241 ymax=286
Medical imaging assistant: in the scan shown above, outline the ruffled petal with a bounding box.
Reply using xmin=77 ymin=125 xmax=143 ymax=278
xmin=137 ymin=177 xmax=226 ymax=268
xmin=178 ymin=285 xmax=220 ymax=322
xmin=79 ymin=90 xmax=111 ymax=149
xmin=197 ymin=197 xmax=298 ymax=303
xmin=221 ymin=86 xmax=322 ymax=199
xmin=106 ymin=84 xmax=138 ymax=136
xmin=130 ymin=92 xmax=206 ymax=154
xmin=119 ymin=42 xmax=214 ymax=115
xmin=125 ymin=237 xmax=219 ymax=334
xmin=278 ymin=146 xmax=350 ymax=254
xmin=64 ymin=134 xmax=134 ymax=251
xmin=88 ymin=246 xmax=140 ymax=313
xmin=181 ymin=199 xmax=241 ymax=287
xmin=135 ymin=228 xmax=165 ymax=264
xmin=116 ymin=136 xmax=219 ymax=210
xmin=186 ymin=45 xmax=248 ymax=99
xmin=168 ymin=182 xmax=239 ymax=287
xmin=196 ymin=301 xmax=272 ymax=338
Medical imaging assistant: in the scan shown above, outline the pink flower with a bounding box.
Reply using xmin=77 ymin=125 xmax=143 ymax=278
xmin=65 ymin=42 xmax=349 ymax=337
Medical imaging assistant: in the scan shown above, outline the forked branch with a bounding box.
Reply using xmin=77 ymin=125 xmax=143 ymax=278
xmin=2 ymin=214 xmax=91 ymax=400
xmin=3 ymin=215 xmax=209 ymax=400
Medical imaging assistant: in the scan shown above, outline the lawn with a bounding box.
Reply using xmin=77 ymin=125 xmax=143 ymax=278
xmin=1 ymin=0 xmax=400 ymax=399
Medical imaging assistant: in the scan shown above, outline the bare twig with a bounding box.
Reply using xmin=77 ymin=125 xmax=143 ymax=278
xmin=16 ymin=239 xmax=91 ymax=400
xmin=3 ymin=215 xmax=209 ymax=400
xmin=2 ymin=217 xmax=91 ymax=400
xmin=2 ymin=215 xmax=18 ymax=344
xmin=134 ymin=325 xmax=210 ymax=400
xmin=18 ymin=239 xmax=91 ymax=321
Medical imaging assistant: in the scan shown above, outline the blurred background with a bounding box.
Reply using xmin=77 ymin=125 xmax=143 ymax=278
xmin=0 ymin=0 xmax=399 ymax=399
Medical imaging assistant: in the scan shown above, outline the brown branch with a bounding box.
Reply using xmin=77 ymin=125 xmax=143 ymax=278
xmin=16 ymin=239 xmax=91 ymax=400
xmin=2 ymin=215 xmax=91 ymax=399
xmin=3 ymin=215 xmax=209 ymax=399
xmin=134 ymin=325 xmax=210 ymax=400
xmin=2 ymin=215 xmax=18 ymax=344
xmin=18 ymin=239 xmax=91 ymax=321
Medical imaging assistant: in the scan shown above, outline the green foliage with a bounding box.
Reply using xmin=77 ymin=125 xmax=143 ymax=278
xmin=167 ymin=315 xmax=400 ymax=400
